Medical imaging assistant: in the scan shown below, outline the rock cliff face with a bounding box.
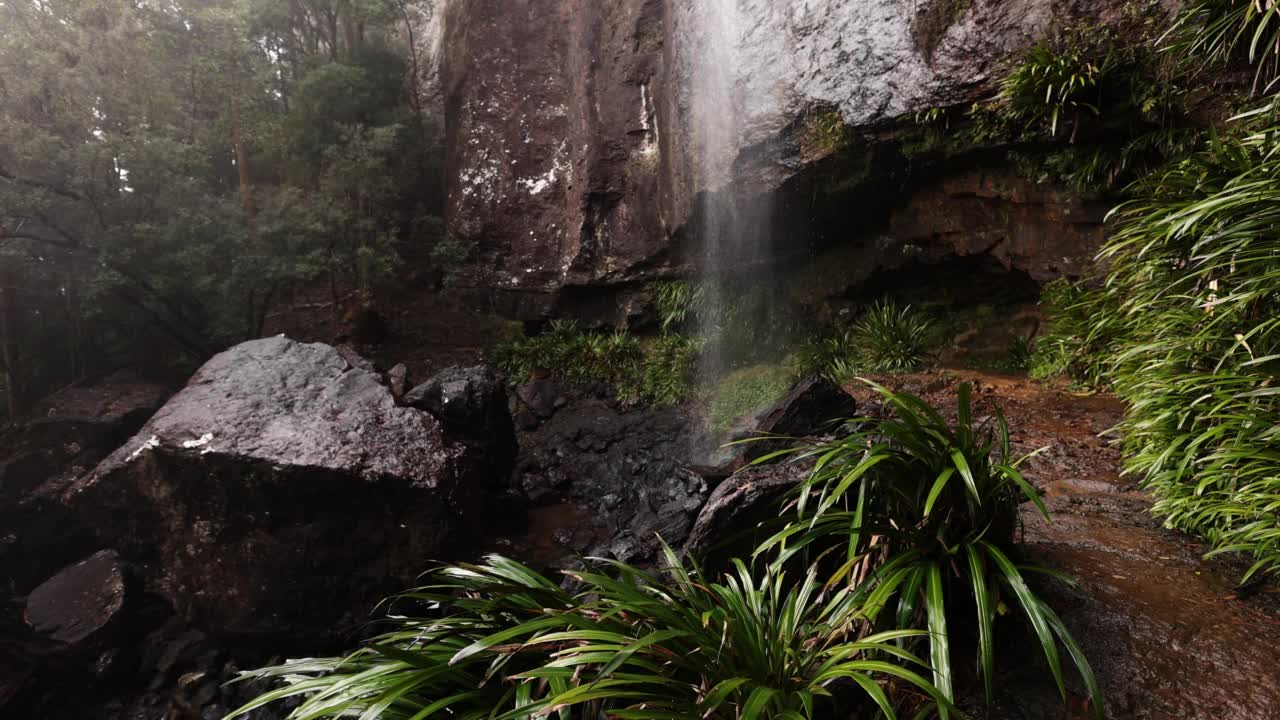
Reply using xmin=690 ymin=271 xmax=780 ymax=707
xmin=440 ymin=0 xmax=1151 ymax=318
xmin=442 ymin=0 xmax=671 ymax=314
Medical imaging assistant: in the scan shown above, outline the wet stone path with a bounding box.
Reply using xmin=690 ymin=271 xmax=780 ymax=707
xmin=857 ymin=372 xmax=1280 ymax=720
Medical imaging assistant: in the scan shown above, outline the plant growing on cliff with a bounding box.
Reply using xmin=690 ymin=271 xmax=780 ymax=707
xmin=1162 ymin=0 xmax=1280 ymax=91
xmin=490 ymin=321 xmax=699 ymax=405
xmin=228 ymin=551 xmax=955 ymax=720
xmin=650 ymin=280 xmax=706 ymax=333
xmin=753 ymin=382 xmax=1101 ymax=713
xmin=802 ymin=107 xmax=854 ymax=157
xmin=997 ymin=28 xmax=1120 ymax=139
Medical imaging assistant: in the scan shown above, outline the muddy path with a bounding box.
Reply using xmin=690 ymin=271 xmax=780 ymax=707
xmin=858 ymin=371 xmax=1280 ymax=720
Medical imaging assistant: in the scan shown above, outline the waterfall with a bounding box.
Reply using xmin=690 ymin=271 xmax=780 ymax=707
xmin=684 ymin=0 xmax=778 ymax=385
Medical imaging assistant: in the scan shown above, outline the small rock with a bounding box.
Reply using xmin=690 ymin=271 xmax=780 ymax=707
xmin=515 ymin=378 xmax=561 ymax=420
xmin=387 ymin=364 xmax=409 ymax=399
xmin=334 ymin=344 xmax=375 ymax=373
xmin=24 ymin=550 xmax=129 ymax=654
xmin=407 ymin=365 xmax=518 ymax=481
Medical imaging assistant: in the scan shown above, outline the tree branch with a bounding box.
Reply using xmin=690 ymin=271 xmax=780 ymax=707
xmin=0 ymin=165 xmax=85 ymax=202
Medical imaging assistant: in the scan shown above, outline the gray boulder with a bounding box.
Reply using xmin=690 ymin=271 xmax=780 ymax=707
xmin=65 ymin=337 xmax=493 ymax=640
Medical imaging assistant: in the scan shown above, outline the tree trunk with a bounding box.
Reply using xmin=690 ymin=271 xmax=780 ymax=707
xmin=0 ymin=262 xmax=23 ymax=421
xmin=64 ymin=251 xmax=82 ymax=380
xmin=230 ymin=101 xmax=255 ymax=218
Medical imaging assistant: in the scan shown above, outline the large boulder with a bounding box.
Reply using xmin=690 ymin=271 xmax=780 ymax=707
xmin=64 ymin=337 xmax=496 ymax=641
xmin=685 ymin=463 xmax=810 ymax=570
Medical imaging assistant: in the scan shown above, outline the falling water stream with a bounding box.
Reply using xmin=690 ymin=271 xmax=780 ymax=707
xmin=684 ymin=0 xmax=778 ymax=386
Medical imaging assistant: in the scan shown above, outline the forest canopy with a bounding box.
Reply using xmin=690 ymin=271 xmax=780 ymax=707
xmin=0 ymin=0 xmax=444 ymax=420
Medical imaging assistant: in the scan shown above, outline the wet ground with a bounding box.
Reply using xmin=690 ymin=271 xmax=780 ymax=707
xmin=858 ymin=371 xmax=1280 ymax=720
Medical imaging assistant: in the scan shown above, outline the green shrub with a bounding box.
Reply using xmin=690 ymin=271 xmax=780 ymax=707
xmin=997 ymin=28 xmax=1120 ymax=138
xmin=650 ymin=279 xmax=705 ymax=333
xmin=708 ymin=363 xmax=794 ymax=433
xmin=490 ymin=322 xmax=699 ymax=406
xmin=753 ymin=381 xmax=1100 ymax=712
xmin=850 ymin=300 xmax=937 ymax=374
xmin=641 ymin=333 xmax=702 ymax=405
xmin=229 ymin=551 xmax=954 ymax=720
xmin=1162 ymin=0 xmax=1280 ymax=89
xmin=796 ymin=301 xmax=937 ymax=381
xmin=1028 ymin=279 xmax=1115 ymax=385
xmin=795 ymin=328 xmax=860 ymax=384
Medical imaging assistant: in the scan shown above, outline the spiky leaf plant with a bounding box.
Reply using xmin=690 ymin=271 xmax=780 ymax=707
xmin=1162 ymin=0 xmax=1280 ymax=92
xmin=227 ymin=550 xmax=955 ymax=720
xmin=998 ymin=31 xmax=1118 ymax=138
xmin=849 ymin=301 xmax=937 ymax=374
xmin=751 ymin=381 xmax=1101 ymax=715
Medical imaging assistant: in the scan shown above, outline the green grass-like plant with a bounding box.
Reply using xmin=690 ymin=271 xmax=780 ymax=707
xmin=1029 ymin=279 xmax=1115 ymax=385
xmin=850 ymin=301 xmax=937 ymax=374
xmin=490 ymin=321 xmax=697 ymax=406
xmin=752 ymin=381 xmax=1101 ymax=713
xmin=998 ymin=31 xmax=1117 ymax=138
xmin=1090 ymin=110 xmax=1280 ymax=582
xmin=228 ymin=550 xmax=955 ymax=720
xmin=650 ymin=280 xmax=706 ymax=333
xmin=796 ymin=301 xmax=937 ymax=382
xmin=1162 ymin=0 xmax=1280 ymax=91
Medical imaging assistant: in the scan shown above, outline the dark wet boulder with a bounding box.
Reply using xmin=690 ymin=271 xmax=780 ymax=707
xmin=406 ymin=365 xmax=517 ymax=476
xmin=512 ymin=392 xmax=707 ymax=566
xmin=697 ymin=377 xmax=857 ymax=475
xmin=685 ymin=463 xmax=809 ymax=569
xmin=0 ymin=372 xmax=168 ymax=596
xmin=513 ymin=377 xmax=563 ymax=426
xmin=23 ymin=550 xmax=130 ymax=662
xmin=751 ymin=377 xmax=856 ymax=453
xmin=64 ymin=337 xmax=494 ymax=641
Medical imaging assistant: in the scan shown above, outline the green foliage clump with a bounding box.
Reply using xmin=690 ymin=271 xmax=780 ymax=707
xmin=1162 ymin=0 xmax=1280 ymax=90
xmin=641 ymin=333 xmax=703 ymax=406
xmin=796 ymin=329 xmax=861 ymax=385
xmin=851 ymin=301 xmax=937 ymax=373
xmin=230 ymin=548 xmax=953 ymax=720
xmin=1094 ymin=118 xmax=1280 ymax=581
xmin=802 ymin=107 xmax=854 ymax=156
xmin=997 ymin=26 xmax=1122 ymax=138
xmin=1017 ymin=3 xmax=1280 ymax=582
xmin=1028 ymin=279 xmax=1115 ymax=385
xmin=491 ymin=321 xmax=698 ymax=406
xmin=755 ymin=382 xmax=1101 ymax=711
xmin=649 ymin=279 xmax=706 ymax=333
xmin=797 ymin=301 xmax=938 ymax=382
